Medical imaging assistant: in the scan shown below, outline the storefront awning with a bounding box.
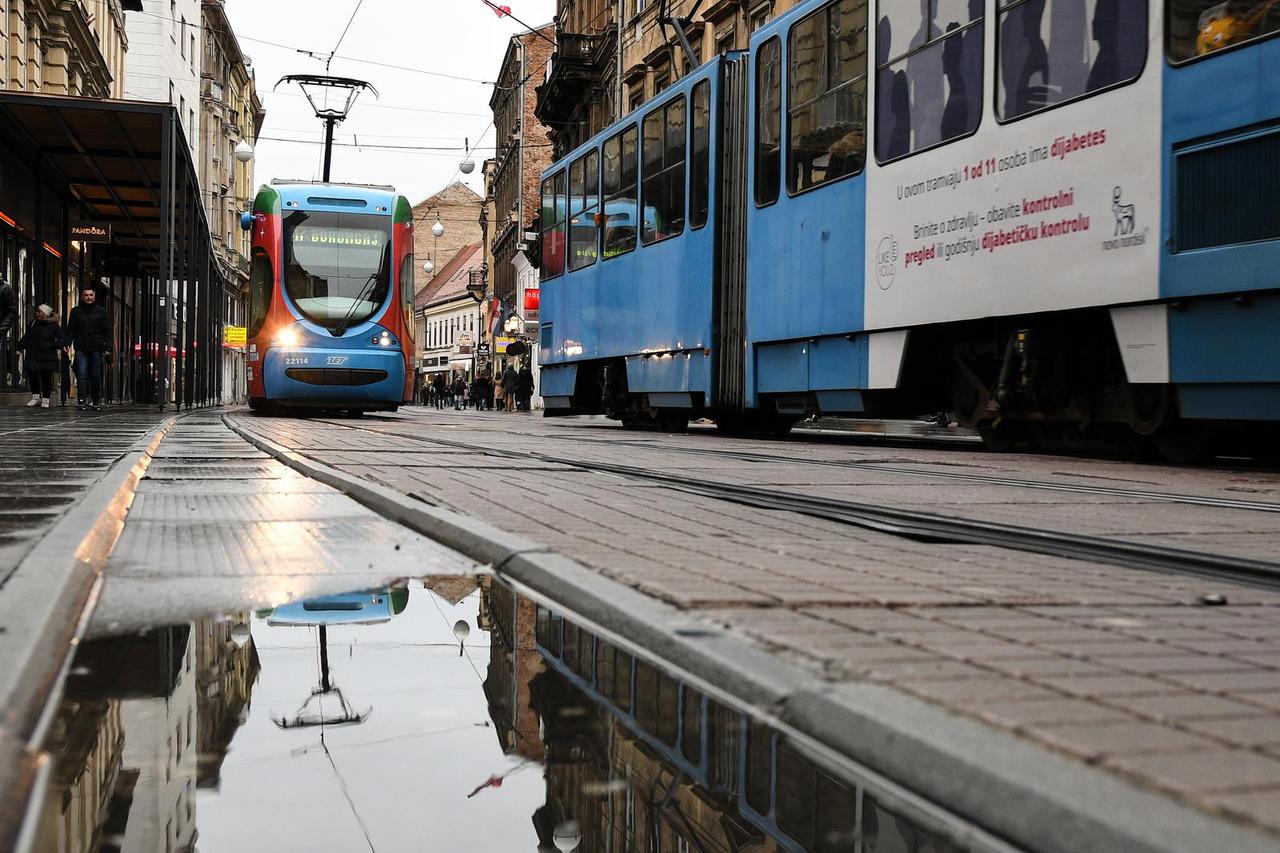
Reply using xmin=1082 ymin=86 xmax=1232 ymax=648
xmin=0 ymin=92 xmax=212 ymax=279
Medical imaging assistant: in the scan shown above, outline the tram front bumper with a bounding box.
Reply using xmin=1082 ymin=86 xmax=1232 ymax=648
xmin=260 ymin=347 xmax=406 ymax=406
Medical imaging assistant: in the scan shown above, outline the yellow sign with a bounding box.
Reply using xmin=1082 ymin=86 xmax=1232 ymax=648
xmin=223 ymin=326 xmax=247 ymax=346
xmin=494 ymin=336 xmax=514 ymax=354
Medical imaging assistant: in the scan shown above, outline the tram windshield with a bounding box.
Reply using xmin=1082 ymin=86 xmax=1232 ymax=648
xmin=283 ymin=210 xmax=392 ymax=333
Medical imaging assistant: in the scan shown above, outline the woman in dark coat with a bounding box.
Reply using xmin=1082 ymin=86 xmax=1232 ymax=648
xmin=16 ymin=304 xmax=63 ymax=408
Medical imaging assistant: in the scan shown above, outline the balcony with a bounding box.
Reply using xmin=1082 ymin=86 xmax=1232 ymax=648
xmin=534 ymin=31 xmax=611 ymax=129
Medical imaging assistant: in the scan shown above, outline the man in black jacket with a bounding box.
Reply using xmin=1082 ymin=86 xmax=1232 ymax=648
xmin=65 ymin=287 xmax=113 ymax=410
xmin=0 ymin=276 xmax=16 ymax=388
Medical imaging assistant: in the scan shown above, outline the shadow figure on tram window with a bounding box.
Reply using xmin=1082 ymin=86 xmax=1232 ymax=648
xmin=941 ymin=24 xmax=971 ymax=141
xmin=908 ymin=0 xmax=944 ymax=149
xmin=1087 ymin=0 xmax=1145 ymax=91
xmin=962 ymin=0 xmax=985 ymax=129
xmin=876 ymin=16 xmax=912 ymax=161
xmin=1001 ymin=0 xmax=1051 ymax=118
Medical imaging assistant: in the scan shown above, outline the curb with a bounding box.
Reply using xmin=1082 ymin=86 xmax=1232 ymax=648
xmin=0 ymin=416 xmax=173 ymax=852
xmin=225 ymin=414 xmax=1279 ymax=853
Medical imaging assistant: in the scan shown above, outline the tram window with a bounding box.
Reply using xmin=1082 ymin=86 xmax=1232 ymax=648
xmin=755 ymin=37 xmax=782 ymax=206
xmin=789 ymin=0 xmax=869 ymax=190
xmin=690 ymin=80 xmax=711 ymax=229
xmin=707 ymin=701 xmax=739 ymax=791
xmin=1169 ymin=0 xmax=1280 ymax=60
xmin=569 ymin=150 xmax=600 ymax=271
xmin=283 ymin=210 xmax=391 ymax=332
xmin=247 ymin=249 xmax=271 ymax=337
xmin=540 ymin=170 xmax=566 ymax=279
xmin=997 ymin=0 xmax=1145 ymax=121
xmin=641 ymin=95 xmax=687 ymax=245
xmin=399 ymin=253 xmax=414 ymax=339
xmin=601 ymin=126 xmax=639 ymax=259
xmin=876 ymin=0 xmax=982 ymax=161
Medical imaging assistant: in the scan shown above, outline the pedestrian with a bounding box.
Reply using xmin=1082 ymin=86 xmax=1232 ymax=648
xmin=493 ymin=368 xmax=506 ymax=412
xmin=501 ymin=363 xmax=518 ymax=413
xmin=432 ymin=372 xmax=446 ymax=410
xmin=0 ymin=275 xmax=16 ymax=388
xmin=469 ymin=373 xmax=484 ymax=411
xmin=64 ymin=286 xmax=113 ymax=410
xmin=517 ymin=364 xmax=534 ymax=412
xmin=451 ymin=373 xmax=467 ymax=411
xmin=16 ymin=304 xmax=61 ymax=408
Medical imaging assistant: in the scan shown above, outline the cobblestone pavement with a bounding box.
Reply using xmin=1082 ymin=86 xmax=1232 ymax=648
xmin=89 ymin=412 xmax=479 ymax=635
xmin=231 ymin=407 xmax=1280 ymax=838
xmin=0 ymin=405 xmax=168 ymax=585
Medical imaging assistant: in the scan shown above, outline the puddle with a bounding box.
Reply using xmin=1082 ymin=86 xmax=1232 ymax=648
xmin=29 ymin=578 xmax=988 ymax=852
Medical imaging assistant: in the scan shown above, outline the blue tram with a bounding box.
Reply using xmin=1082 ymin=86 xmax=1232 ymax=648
xmin=536 ymin=0 xmax=1280 ymax=456
xmin=242 ymin=181 xmax=417 ymax=415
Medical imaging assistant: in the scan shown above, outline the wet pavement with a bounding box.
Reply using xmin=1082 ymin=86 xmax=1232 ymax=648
xmin=31 ymin=577 xmax=987 ymax=853
xmin=0 ymin=407 xmax=166 ymax=580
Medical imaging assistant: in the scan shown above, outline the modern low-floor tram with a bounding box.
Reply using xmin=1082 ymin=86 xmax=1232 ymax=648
xmin=243 ymin=180 xmax=416 ymax=414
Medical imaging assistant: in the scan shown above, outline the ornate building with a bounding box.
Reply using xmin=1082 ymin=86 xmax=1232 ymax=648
xmin=0 ymin=0 xmax=133 ymax=98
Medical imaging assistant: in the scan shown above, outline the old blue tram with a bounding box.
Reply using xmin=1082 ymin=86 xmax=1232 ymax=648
xmin=536 ymin=0 xmax=1280 ymax=457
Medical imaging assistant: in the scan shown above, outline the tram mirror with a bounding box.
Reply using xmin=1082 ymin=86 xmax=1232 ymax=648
xmin=240 ymin=211 xmax=254 ymax=231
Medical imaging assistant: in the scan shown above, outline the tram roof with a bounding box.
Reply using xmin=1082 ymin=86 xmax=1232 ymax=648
xmin=270 ymin=180 xmax=399 ymax=211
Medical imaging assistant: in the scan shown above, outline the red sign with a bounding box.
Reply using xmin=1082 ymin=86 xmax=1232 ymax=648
xmin=523 ymin=288 xmax=540 ymax=312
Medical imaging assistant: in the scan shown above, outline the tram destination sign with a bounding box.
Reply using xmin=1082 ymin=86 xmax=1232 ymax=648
xmin=70 ymin=221 xmax=111 ymax=243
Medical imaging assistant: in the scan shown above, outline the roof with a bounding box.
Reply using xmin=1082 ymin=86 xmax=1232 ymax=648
xmin=416 ymin=243 xmax=483 ymax=311
xmin=412 ymin=181 xmax=482 ymax=210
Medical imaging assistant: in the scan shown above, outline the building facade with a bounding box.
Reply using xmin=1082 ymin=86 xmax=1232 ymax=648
xmin=416 ymin=243 xmax=485 ymax=389
xmin=0 ymin=0 xmax=132 ymax=99
xmin=534 ymin=0 xmax=618 ymax=160
xmin=124 ymin=0 xmax=201 ymax=153
xmin=199 ymin=0 xmax=262 ymax=403
xmin=412 ymin=181 xmax=483 ymax=290
xmin=488 ymin=26 xmax=554 ymax=328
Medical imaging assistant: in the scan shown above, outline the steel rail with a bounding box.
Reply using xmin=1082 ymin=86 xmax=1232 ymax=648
xmin=316 ymin=417 xmax=1280 ymax=591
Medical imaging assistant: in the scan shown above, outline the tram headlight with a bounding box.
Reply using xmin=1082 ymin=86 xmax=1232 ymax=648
xmin=372 ymin=331 xmax=394 ymax=347
xmin=274 ymin=328 xmax=300 ymax=348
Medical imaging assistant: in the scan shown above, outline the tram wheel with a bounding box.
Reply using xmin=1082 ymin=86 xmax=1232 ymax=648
xmin=977 ymin=421 xmax=1021 ymax=452
xmin=656 ymin=411 xmax=689 ymax=433
xmin=1146 ymin=419 xmax=1213 ymax=464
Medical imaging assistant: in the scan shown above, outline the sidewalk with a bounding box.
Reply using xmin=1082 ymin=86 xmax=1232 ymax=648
xmin=230 ymin=408 xmax=1280 ymax=851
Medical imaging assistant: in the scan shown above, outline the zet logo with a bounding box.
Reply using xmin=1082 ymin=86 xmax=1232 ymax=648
xmin=326 ymin=355 xmax=350 ymax=366
xmin=875 ymin=236 xmax=899 ymax=290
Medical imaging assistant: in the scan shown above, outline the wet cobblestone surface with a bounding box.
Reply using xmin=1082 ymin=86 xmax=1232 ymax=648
xmin=231 ymin=408 xmax=1280 ymax=836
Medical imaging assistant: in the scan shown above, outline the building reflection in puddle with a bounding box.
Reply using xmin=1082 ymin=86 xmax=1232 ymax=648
xmin=34 ymin=577 xmax=975 ymax=852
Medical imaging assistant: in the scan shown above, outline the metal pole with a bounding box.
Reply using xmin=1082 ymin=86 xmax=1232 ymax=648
xmin=159 ymin=113 xmax=174 ymax=412
xmin=322 ymin=116 xmax=336 ymax=182
xmin=319 ymin=625 xmax=331 ymax=692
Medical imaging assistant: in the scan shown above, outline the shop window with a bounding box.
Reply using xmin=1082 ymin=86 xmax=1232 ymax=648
xmin=877 ymin=0 xmax=982 ymax=160
xmin=540 ymin=170 xmax=566 ymax=279
xmin=755 ymin=37 xmax=782 ymax=206
xmin=997 ymin=0 xmax=1145 ymax=121
xmin=568 ymin=149 xmax=600 ymax=271
xmin=247 ymin=249 xmax=271 ymax=337
xmin=601 ymin=126 xmax=639 ymax=258
xmin=789 ymin=0 xmax=868 ymax=190
xmin=641 ymin=95 xmax=686 ymax=244
xmin=690 ymin=80 xmax=711 ymax=229
xmin=1169 ymin=0 xmax=1280 ymax=60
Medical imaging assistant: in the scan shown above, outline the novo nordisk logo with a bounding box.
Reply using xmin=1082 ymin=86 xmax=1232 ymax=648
xmin=1102 ymin=186 xmax=1146 ymax=251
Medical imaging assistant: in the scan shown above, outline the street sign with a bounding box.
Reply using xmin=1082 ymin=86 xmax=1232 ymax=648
xmin=458 ymin=332 xmax=474 ymax=346
xmin=223 ymin=326 xmax=247 ymax=346
xmin=477 ymin=342 xmax=491 ymax=356
xmin=70 ymin=220 xmax=111 ymax=243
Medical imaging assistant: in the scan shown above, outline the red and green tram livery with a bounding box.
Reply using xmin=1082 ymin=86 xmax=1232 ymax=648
xmin=241 ymin=180 xmax=416 ymax=414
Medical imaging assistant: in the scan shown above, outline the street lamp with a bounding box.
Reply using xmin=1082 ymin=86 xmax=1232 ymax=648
xmin=452 ymin=619 xmax=471 ymax=656
xmin=552 ymin=821 xmax=582 ymax=852
xmin=423 ymin=257 xmax=434 ymax=275
xmin=432 ymin=215 xmax=445 ymax=239
xmin=459 ymin=137 xmax=475 ymax=175
xmin=234 ymin=139 xmax=255 ymax=163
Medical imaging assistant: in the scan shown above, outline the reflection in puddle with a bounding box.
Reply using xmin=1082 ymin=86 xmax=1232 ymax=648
xmin=33 ymin=578 xmax=980 ymax=852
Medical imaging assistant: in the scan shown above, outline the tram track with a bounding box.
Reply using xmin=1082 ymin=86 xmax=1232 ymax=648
xmin=374 ymin=412 xmax=1280 ymax=515
xmin=310 ymin=416 xmax=1280 ymax=592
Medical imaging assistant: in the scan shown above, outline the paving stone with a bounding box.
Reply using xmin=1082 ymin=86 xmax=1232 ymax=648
xmin=1179 ymin=716 xmax=1280 ymax=749
xmin=1166 ymin=670 xmax=1280 ymax=694
xmin=974 ymin=697 xmax=1134 ymax=728
xmin=1102 ymin=693 xmax=1275 ymax=722
xmin=1033 ymin=674 xmax=1177 ymax=698
xmin=1201 ymin=788 xmax=1280 ymax=832
xmin=1105 ymin=750 xmax=1280 ymax=794
xmin=1027 ymin=720 xmax=1219 ymax=759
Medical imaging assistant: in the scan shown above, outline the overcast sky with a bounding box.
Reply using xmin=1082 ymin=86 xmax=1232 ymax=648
xmin=222 ymin=0 xmax=557 ymax=206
